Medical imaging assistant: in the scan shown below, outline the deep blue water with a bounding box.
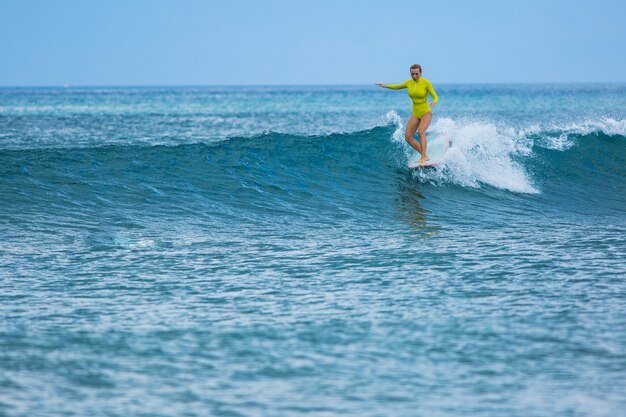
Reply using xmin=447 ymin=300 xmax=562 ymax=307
xmin=1 ymin=84 xmax=626 ymax=416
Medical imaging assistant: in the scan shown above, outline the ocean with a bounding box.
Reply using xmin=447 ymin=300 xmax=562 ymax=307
xmin=1 ymin=84 xmax=625 ymax=416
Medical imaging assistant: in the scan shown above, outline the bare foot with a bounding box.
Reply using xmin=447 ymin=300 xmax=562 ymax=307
xmin=418 ymin=155 xmax=431 ymax=165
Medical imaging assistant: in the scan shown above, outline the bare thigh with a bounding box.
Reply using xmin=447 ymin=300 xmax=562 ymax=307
xmin=405 ymin=115 xmax=421 ymax=149
xmin=417 ymin=112 xmax=433 ymax=136
xmin=406 ymin=115 xmax=421 ymax=136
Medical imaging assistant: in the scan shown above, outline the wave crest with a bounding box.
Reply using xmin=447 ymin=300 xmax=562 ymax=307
xmin=409 ymin=118 xmax=538 ymax=194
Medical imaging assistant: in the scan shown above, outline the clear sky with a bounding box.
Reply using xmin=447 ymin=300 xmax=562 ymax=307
xmin=1 ymin=0 xmax=624 ymax=86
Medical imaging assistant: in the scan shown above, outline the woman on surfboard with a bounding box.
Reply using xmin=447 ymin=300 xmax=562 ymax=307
xmin=376 ymin=64 xmax=439 ymax=166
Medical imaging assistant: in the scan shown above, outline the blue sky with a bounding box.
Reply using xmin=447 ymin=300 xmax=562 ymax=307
xmin=1 ymin=0 xmax=624 ymax=86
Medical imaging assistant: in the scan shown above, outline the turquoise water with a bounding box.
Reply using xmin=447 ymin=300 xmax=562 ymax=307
xmin=1 ymin=84 xmax=626 ymax=416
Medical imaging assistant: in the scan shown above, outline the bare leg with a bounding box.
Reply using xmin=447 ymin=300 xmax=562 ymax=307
xmin=404 ymin=115 xmax=422 ymax=154
xmin=417 ymin=112 xmax=433 ymax=164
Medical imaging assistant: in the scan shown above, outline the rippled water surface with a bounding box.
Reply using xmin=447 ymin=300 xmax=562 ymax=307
xmin=1 ymin=84 xmax=626 ymax=416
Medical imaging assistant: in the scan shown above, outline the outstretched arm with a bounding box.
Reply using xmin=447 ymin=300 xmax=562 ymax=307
xmin=376 ymin=81 xmax=408 ymax=90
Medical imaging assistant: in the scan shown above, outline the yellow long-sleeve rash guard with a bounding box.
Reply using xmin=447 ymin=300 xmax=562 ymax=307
xmin=386 ymin=77 xmax=438 ymax=118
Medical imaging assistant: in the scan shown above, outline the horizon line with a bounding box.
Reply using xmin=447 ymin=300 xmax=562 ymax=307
xmin=2 ymin=80 xmax=626 ymax=88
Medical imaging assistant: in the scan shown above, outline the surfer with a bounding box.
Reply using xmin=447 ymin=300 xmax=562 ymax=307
xmin=376 ymin=64 xmax=438 ymax=165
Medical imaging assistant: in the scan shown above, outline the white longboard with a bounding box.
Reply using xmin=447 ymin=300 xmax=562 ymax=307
xmin=408 ymin=134 xmax=449 ymax=168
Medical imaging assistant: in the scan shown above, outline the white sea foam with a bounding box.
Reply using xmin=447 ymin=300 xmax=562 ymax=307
xmin=389 ymin=115 xmax=626 ymax=194
xmin=384 ymin=110 xmax=405 ymax=143
xmin=536 ymin=117 xmax=626 ymax=150
xmin=399 ymin=117 xmax=539 ymax=194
